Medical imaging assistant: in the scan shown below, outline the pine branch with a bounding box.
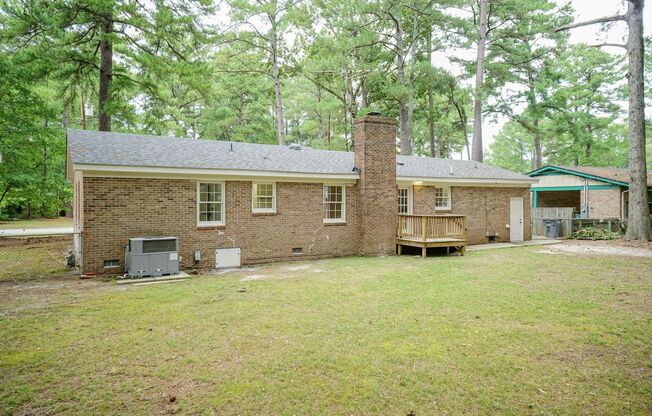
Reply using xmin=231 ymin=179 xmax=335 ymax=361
xmin=589 ymin=43 xmax=628 ymax=50
xmin=555 ymin=15 xmax=627 ymax=32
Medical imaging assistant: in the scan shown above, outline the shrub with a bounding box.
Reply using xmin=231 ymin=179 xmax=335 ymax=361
xmin=571 ymin=227 xmax=622 ymax=240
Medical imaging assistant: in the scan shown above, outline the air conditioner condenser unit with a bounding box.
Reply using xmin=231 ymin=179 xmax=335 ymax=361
xmin=125 ymin=237 xmax=179 ymax=278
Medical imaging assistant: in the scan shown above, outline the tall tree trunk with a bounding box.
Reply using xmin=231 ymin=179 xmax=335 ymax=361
xmin=271 ymin=18 xmax=286 ymax=145
xmin=342 ymin=95 xmax=349 ymax=147
xmin=63 ymin=108 xmax=70 ymax=128
xmin=406 ymin=10 xmax=418 ymax=156
xmin=393 ymin=13 xmax=411 ymax=155
xmin=527 ymin=77 xmax=543 ymax=168
xmin=533 ymin=117 xmax=542 ymax=168
xmin=428 ymin=89 xmax=436 ymax=157
xmin=407 ymin=65 xmax=415 ymax=155
xmin=360 ymin=78 xmax=368 ymax=108
xmin=427 ymin=31 xmax=437 ymax=158
xmin=327 ymin=113 xmax=331 ymax=146
xmin=79 ymin=87 xmax=86 ymax=130
xmin=534 ymin=134 xmax=542 ymax=168
xmin=40 ymin=144 xmax=48 ymax=217
xmin=451 ymin=97 xmax=470 ymax=159
xmin=98 ymin=14 xmax=113 ymax=132
xmin=317 ymin=86 xmax=324 ymax=140
xmin=585 ymin=141 xmax=592 ymax=159
xmin=624 ymin=0 xmax=652 ymax=240
xmin=463 ymin=123 xmax=470 ymax=160
xmin=584 ymin=124 xmax=593 ymax=160
xmin=471 ymin=0 xmax=489 ymax=162
xmin=346 ymin=69 xmax=356 ymax=129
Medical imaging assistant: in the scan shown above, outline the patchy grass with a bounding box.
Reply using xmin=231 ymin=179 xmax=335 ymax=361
xmin=0 ymin=217 xmax=72 ymax=230
xmin=1 ymin=247 xmax=651 ymax=415
xmin=0 ymin=237 xmax=72 ymax=282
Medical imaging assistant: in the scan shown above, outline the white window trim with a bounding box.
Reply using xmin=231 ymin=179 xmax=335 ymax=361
xmin=252 ymin=182 xmax=277 ymax=213
xmin=435 ymin=186 xmax=451 ymax=211
xmin=323 ymin=184 xmax=346 ymax=224
xmin=197 ymin=181 xmax=225 ymax=227
xmin=398 ymin=186 xmax=413 ymax=215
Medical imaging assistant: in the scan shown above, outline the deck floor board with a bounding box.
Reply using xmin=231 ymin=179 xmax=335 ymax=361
xmin=398 ymin=237 xmax=466 ymax=243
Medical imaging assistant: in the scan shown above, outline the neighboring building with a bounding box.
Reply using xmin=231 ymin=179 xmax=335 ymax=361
xmin=528 ymin=165 xmax=652 ymax=219
xmin=67 ymin=115 xmax=535 ymax=274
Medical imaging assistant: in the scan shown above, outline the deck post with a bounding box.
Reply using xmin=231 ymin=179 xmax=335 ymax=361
xmin=422 ymin=247 xmax=427 ymax=258
xmin=397 ymin=244 xmax=402 ymax=255
xmin=421 ymin=216 xmax=426 ymax=241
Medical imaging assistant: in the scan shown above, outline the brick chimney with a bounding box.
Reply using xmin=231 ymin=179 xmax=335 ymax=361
xmin=353 ymin=114 xmax=397 ymax=256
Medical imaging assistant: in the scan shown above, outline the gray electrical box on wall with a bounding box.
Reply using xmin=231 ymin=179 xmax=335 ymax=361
xmin=125 ymin=237 xmax=179 ymax=277
xmin=216 ymin=248 xmax=241 ymax=269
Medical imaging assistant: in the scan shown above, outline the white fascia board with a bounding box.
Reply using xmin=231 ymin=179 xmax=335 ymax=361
xmin=76 ymin=164 xmax=359 ymax=183
xmin=397 ymin=176 xmax=537 ymax=187
xmin=74 ymin=163 xmax=535 ymax=187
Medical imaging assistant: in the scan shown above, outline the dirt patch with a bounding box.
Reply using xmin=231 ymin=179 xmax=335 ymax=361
xmin=239 ymin=263 xmax=325 ymax=282
xmin=0 ymin=276 xmax=129 ymax=317
xmin=537 ymin=240 xmax=652 ymax=258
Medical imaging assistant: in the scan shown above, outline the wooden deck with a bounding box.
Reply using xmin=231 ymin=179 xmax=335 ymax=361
xmin=397 ymin=214 xmax=467 ymax=257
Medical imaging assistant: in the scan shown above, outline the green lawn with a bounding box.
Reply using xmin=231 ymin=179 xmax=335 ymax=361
xmin=1 ymin=247 xmax=650 ymax=415
xmin=0 ymin=217 xmax=72 ymax=230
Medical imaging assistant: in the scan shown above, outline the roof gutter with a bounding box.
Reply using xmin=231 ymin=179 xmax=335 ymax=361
xmin=397 ymin=176 xmax=538 ymax=186
xmin=74 ymin=163 xmax=360 ymax=181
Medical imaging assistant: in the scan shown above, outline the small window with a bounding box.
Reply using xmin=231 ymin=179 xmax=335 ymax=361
xmin=292 ymin=247 xmax=303 ymax=255
xmin=103 ymin=260 xmax=120 ymax=268
xmin=398 ymin=187 xmax=412 ymax=214
xmin=252 ymin=183 xmax=276 ymax=213
xmin=435 ymin=187 xmax=451 ymax=210
xmin=198 ymin=182 xmax=225 ymax=226
xmin=323 ymin=185 xmax=345 ymax=223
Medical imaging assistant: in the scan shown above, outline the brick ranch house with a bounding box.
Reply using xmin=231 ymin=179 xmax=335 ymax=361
xmin=528 ymin=165 xmax=652 ymax=219
xmin=67 ymin=115 xmax=535 ymax=275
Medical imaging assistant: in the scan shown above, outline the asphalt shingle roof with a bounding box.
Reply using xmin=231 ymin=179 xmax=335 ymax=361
xmin=557 ymin=166 xmax=652 ymax=186
xmin=67 ymin=129 xmax=532 ymax=182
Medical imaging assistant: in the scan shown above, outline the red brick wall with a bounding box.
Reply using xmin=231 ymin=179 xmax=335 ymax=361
xmin=583 ymin=188 xmax=622 ymax=219
xmin=412 ymin=186 xmax=441 ymax=214
xmin=82 ymin=178 xmax=358 ymax=274
xmin=354 ymin=115 xmax=397 ymax=255
xmin=81 ymin=178 xmax=533 ymax=273
xmin=412 ymin=185 xmax=531 ymax=244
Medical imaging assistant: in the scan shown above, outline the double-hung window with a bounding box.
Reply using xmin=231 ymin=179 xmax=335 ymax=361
xmin=435 ymin=187 xmax=451 ymax=210
xmin=398 ymin=187 xmax=412 ymax=214
xmin=323 ymin=185 xmax=345 ymax=223
xmin=197 ymin=182 xmax=224 ymax=226
xmin=252 ymin=183 xmax=276 ymax=213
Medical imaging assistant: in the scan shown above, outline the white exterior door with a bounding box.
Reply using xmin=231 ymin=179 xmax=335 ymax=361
xmin=510 ymin=197 xmax=524 ymax=242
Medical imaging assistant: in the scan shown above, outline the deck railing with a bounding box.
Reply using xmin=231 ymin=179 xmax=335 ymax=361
xmin=397 ymin=214 xmax=466 ymax=241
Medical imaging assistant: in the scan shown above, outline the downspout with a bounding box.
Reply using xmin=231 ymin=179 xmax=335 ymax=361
xmin=582 ymin=178 xmax=590 ymax=218
xmin=621 ymin=190 xmax=629 ymax=220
